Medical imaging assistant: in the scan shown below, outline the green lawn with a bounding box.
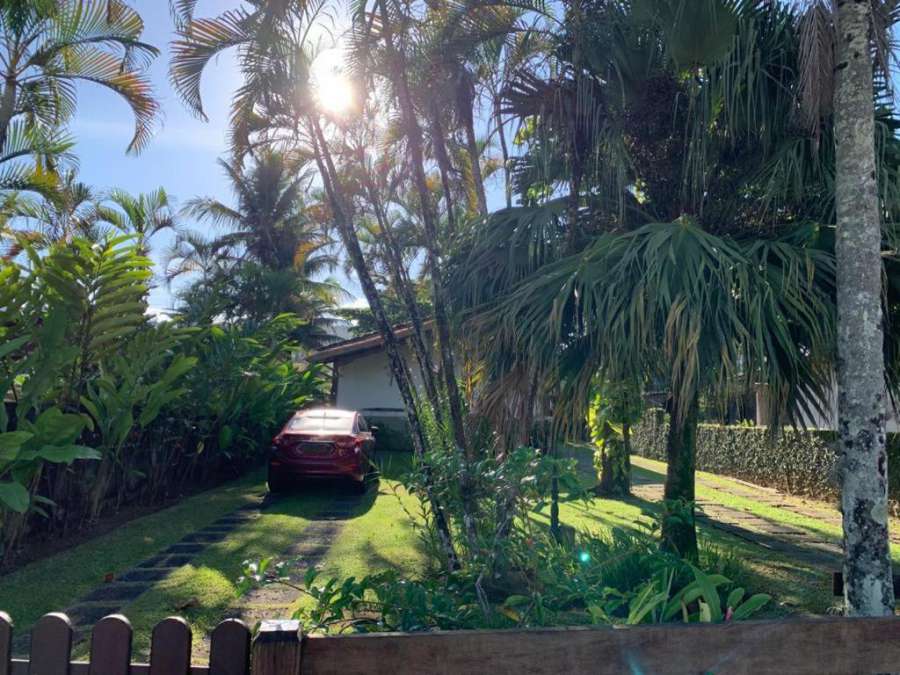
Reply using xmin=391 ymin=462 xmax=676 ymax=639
xmin=0 ymin=471 xmax=267 ymax=631
xmin=1 ymin=446 xmax=858 ymax=661
xmin=112 ymin=452 xmax=425 ymax=660
xmin=556 ymin=445 xmax=842 ymax=616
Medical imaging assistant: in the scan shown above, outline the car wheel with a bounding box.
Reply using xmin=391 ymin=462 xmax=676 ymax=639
xmin=351 ymin=477 xmax=367 ymax=495
xmin=268 ymin=467 xmax=290 ymax=494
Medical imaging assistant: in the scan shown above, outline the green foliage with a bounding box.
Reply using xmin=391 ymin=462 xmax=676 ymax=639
xmin=587 ymin=380 xmax=643 ymax=494
xmin=240 ymin=528 xmax=768 ymax=633
xmin=0 ymin=236 xmax=325 ymax=560
xmin=0 ymin=408 xmax=97 ymax=513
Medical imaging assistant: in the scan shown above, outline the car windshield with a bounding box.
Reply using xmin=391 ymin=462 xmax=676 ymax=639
xmin=287 ymin=412 xmax=354 ymax=434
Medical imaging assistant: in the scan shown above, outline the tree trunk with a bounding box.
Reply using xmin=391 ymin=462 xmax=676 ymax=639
xmin=661 ymin=392 xmax=698 ymax=560
xmin=309 ymin=116 xmax=458 ymax=570
xmin=494 ymin=94 xmax=512 ymax=209
xmin=596 ymin=421 xmax=630 ymax=497
xmin=833 ymin=0 xmax=895 ymax=617
xmin=457 ymin=72 xmax=488 ymax=216
xmin=0 ymin=76 xmax=17 ymax=155
xmin=375 ymin=0 xmax=470 ymax=460
xmin=357 ymin=152 xmax=442 ymax=416
xmin=428 ymin=103 xmax=458 ymax=231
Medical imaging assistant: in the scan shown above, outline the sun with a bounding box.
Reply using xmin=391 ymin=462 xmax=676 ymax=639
xmin=311 ymin=48 xmax=355 ymax=116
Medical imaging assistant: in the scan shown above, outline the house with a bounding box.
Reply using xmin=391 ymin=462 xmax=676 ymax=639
xmin=308 ymin=326 xmax=426 ymax=450
xmin=755 ymin=381 xmax=900 ymax=432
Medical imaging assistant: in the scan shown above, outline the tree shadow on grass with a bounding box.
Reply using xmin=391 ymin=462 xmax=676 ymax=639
xmin=264 ymin=477 xmax=378 ymax=519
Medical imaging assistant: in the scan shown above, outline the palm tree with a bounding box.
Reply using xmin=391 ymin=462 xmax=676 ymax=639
xmin=0 ymin=1 xmax=159 ymax=156
xmin=177 ymin=150 xmax=343 ymax=330
xmin=169 ymin=0 xmax=460 ymax=569
xmin=10 ymin=170 xmax=100 ymax=244
xmin=182 ymin=150 xmax=334 ymax=275
xmin=451 ymin=0 xmax=891 ymax=557
xmin=98 ymin=188 xmax=178 ymax=255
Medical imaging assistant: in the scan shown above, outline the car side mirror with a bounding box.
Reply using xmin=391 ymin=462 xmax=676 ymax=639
xmin=370 ymin=426 xmax=379 ymax=434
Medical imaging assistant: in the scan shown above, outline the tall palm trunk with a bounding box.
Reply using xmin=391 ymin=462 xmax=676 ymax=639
xmin=0 ymin=76 xmax=16 ymax=155
xmin=661 ymin=391 xmax=698 ymax=560
xmin=358 ymin=156 xmax=442 ymax=415
xmin=833 ymin=0 xmax=894 ymax=617
xmin=309 ymin=117 xmax=458 ymax=570
xmin=457 ymin=72 xmax=487 ymax=216
xmin=428 ymin=102 xmax=458 ymax=231
xmin=494 ymin=94 xmax=512 ymax=209
xmin=376 ymin=0 xmax=468 ymax=457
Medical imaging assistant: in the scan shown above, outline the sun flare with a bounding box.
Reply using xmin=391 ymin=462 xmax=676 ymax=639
xmin=312 ymin=48 xmax=355 ymax=116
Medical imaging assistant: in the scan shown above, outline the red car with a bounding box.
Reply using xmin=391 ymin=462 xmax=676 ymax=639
xmin=268 ymin=408 xmax=376 ymax=494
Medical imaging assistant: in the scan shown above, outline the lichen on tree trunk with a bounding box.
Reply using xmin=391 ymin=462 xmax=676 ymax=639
xmin=833 ymin=0 xmax=895 ymax=616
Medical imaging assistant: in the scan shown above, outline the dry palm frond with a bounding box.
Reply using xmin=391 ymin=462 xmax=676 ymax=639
xmin=797 ymin=1 xmax=835 ymax=145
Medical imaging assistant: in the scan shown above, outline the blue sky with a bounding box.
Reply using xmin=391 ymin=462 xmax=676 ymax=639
xmin=70 ymin=1 xmax=503 ymax=311
xmin=66 ymin=1 xmax=353 ymax=309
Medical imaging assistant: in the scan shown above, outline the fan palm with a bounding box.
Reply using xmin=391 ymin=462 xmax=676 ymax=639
xmin=451 ymin=0 xmax=882 ymax=557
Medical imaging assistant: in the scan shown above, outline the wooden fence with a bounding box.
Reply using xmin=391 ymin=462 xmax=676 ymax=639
xmin=4 ymin=610 xmax=900 ymax=674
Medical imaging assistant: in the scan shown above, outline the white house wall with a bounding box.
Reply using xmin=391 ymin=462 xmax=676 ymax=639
xmin=756 ymin=381 xmax=900 ymax=432
xmin=334 ymin=345 xmax=424 ymax=418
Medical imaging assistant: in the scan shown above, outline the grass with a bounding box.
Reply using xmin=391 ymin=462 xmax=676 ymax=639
xmin=2 ymin=444 xmax=862 ymax=661
xmin=0 ymin=470 xmax=268 ymax=631
xmin=630 ymin=454 xmax=900 ymax=563
xmin=112 ymin=452 xmax=426 ymax=660
xmin=117 ymin=489 xmax=329 ymax=660
xmin=555 ymin=445 xmax=840 ymax=615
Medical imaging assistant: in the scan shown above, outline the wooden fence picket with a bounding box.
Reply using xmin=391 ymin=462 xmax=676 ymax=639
xmin=87 ymin=615 xmax=132 ymax=675
xmin=148 ymin=616 xmax=191 ymax=675
xmin=0 ymin=612 xmax=11 ymax=675
xmin=251 ymin=620 xmax=302 ymax=675
xmin=28 ymin=613 xmax=72 ymax=675
xmin=209 ymin=619 xmax=250 ymax=675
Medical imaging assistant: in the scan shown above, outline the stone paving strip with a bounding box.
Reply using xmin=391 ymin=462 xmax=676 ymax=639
xmin=631 ymin=456 xmax=900 ymax=546
xmin=192 ymin=493 xmax=363 ymax=661
xmin=630 ymin=473 xmax=842 ymax=571
xmin=12 ymin=501 xmax=269 ymax=654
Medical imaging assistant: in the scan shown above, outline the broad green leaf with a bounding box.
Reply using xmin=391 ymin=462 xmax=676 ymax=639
xmin=0 ymin=481 xmax=29 ymax=512
xmin=36 ymin=444 xmax=101 ymax=464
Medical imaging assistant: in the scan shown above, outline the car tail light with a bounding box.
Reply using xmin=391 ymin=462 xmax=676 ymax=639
xmin=336 ymin=439 xmax=362 ymax=456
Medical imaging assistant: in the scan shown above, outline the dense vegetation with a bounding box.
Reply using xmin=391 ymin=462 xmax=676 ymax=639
xmin=0 ymin=234 xmax=324 ymax=563
xmin=0 ymin=0 xmax=896 ymax=625
xmin=0 ymin=1 xmax=330 ymax=565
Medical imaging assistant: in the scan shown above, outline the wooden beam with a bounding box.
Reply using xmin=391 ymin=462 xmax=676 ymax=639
xmin=300 ymin=618 xmax=900 ymax=675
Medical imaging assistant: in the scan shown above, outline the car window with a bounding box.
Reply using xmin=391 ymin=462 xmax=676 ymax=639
xmin=358 ymin=416 xmax=369 ymax=432
xmin=288 ymin=414 xmax=353 ymax=433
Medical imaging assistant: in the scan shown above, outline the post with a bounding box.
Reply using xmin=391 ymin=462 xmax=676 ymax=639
xmin=251 ymin=619 xmax=302 ymax=675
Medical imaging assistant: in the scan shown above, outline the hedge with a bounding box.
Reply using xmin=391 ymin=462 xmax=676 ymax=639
xmin=631 ymin=409 xmax=900 ymax=513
